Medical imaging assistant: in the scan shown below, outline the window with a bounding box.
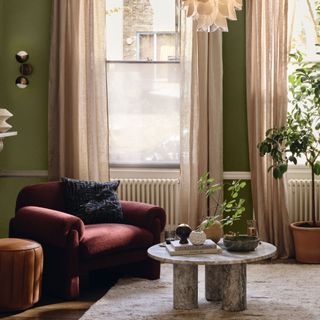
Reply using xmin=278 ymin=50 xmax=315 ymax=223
xmin=106 ymin=0 xmax=180 ymax=167
xmin=288 ymin=0 xmax=320 ymax=167
xmin=289 ymin=0 xmax=319 ymax=62
xmin=137 ymin=31 xmax=178 ymax=61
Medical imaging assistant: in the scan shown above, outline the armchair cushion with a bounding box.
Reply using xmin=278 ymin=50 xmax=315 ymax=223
xmin=79 ymin=224 xmax=153 ymax=260
xmin=61 ymin=177 xmax=123 ymax=224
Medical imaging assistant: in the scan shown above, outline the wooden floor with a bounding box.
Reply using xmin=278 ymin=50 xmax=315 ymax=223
xmin=0 ymin=260 xmax=295 ymax=320
xmin=0 ymin=275 xmax=118 ymax=320
xmin=0 ymin=290 xmax=102 ymax=320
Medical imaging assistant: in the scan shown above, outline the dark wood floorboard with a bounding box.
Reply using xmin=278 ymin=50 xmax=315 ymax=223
xmin=0 ymin=273 xmax=119 ymax=320
xmin=0 ymin=287 xmax=106 ymax=320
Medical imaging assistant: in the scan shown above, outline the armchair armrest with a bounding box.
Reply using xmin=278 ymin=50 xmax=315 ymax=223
xmin=10 ymin=206 xmax=85 ymax=247
xmin=121 ymin=201 xmax=166 ymax=233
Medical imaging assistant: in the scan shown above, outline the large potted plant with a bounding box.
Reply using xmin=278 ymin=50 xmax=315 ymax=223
xmin=258 ymin=51 xmax=320 ymax=262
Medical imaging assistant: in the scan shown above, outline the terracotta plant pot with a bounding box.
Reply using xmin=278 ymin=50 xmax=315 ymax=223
xmin=290 ymin=221 xmax=320 ymax=263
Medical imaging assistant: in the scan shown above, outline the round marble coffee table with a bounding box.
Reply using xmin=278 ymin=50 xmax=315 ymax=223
xmin=148 ymin=241 xmax=276 ymax=311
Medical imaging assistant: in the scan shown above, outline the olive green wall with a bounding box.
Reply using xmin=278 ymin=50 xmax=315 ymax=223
xmin=0 ymin=2 xmax=251 ymax=237
xmin=223 ymin=8 xmax=249 ymax=172
xmin=0 ymin=0 xmax=51 ymax=237
xmin=222 ymin=8 xmax=253 ymax=233
xmin=0 ymin=0 xmax=4 ymax=96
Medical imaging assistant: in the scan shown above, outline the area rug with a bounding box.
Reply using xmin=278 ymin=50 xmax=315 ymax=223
xmin=80 ymin=263 xmax=320 ymax=320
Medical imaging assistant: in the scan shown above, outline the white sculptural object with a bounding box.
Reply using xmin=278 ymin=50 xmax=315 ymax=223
xmin=0 ymin=108 xmax=13 ymax=133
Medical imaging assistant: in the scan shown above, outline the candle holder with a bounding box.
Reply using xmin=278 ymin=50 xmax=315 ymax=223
xmin=247 ymin=220 xmax=258 ymax=237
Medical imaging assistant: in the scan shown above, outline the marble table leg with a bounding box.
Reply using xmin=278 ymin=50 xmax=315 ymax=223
xmin=173 ymin=264 xmax=198 ymax=310
xmin=205 ymin=265 xmax=224 ymax=301
xmin=222 ymin=263 xmax=247 ymax=311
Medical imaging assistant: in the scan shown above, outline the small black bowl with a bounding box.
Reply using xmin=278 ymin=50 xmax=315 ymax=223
xmin=223 ymin=235 xmax=260 ymax=252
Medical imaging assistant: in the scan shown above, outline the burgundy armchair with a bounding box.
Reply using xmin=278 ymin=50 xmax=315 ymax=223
xmin=9 ymin=181 xmax=166 ymax=299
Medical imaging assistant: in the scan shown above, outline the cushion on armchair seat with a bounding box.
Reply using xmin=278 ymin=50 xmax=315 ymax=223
xmin=79 ymin=224 xmax=154 ymax=260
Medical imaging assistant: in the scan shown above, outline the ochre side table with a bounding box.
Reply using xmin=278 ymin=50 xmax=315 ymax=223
xmin=0 ymin=238 xmax=43 ymax=312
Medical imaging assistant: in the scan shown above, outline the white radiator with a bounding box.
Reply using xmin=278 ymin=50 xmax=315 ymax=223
xmin=287 ymin=179 xmax=320 ymax=223
xmin=113 ymin=178 xmax=180 ymax=231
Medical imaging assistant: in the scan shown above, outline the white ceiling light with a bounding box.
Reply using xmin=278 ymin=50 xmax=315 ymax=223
xmin=181 ymin=0 xmax=243 ymax=32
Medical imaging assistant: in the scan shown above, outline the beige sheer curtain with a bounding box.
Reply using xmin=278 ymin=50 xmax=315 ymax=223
xmin=246 ymin=0 xmax=294 ymax=258
xmin=48 ymin=0 xmax=109 ymax=181
xmin=180 ymin=14 xmax=223 ymax=229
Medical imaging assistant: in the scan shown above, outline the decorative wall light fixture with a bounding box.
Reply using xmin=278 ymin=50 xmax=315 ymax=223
xmin=15 ymin=51 xmax=33 ymax=89
xmin=181 ymin=0 xmax=242 ymax=32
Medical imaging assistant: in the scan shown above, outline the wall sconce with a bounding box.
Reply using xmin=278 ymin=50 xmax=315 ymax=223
xmin=15 ymin=51 xmax=33 ymax=89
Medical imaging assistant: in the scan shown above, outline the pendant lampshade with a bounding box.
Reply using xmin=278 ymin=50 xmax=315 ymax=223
xmin=182 ymin=0 xmax=243 ymax=32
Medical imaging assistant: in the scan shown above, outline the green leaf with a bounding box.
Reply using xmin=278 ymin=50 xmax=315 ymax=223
xmin=273 ymin=167 xmax=282 ymax=179
xmin=239 ymin=181 xmax=246 ymax=188
xmin=289 ymin=155 xmax=297 ymax=165
xmin=279 ymin=163 xmax=288 ymax=174
xmin=314 ymin=162 xmax=320 ymax=175
xmin=258 ymin=144 xmax=266 ymax=156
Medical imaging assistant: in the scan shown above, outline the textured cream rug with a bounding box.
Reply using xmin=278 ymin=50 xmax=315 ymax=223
xmin=80 ymin=263 xmax=320 ymax=320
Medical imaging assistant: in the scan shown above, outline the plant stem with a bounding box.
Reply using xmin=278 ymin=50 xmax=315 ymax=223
xmin=311 ymin=164 xmax=316 ymax=226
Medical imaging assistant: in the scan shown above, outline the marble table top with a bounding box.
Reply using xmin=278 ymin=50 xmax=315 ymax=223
xmin=148 ymin=241 xmax=277 ymax=265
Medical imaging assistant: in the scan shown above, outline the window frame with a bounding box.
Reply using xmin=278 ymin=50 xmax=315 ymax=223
xmin=287 ymin=0 xmax=320 ymax=175
xmin=106 ymin=1 xmax=181 ymax=169
xmin=136 ymin=31 xmax=180 ymax=62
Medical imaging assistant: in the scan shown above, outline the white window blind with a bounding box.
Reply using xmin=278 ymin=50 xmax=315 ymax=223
xmin=106 ymin=0 xmax=180 ymax=167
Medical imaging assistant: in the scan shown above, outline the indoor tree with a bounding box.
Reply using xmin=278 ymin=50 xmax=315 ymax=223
xmin=258 ymin=50 xmax=320 ymax=227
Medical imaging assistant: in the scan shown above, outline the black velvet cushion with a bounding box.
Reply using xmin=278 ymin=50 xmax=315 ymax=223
xmin=61 ymin=177 xmax=123 ymax=224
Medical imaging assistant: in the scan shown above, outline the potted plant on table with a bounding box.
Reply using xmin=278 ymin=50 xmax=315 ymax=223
xmin=196 ymin=173 xmax=258 ymax=251
xmin=257 ymin=51 xmax=320 ymax=263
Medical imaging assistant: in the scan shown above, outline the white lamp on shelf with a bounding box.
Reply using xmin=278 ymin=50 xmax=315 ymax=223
xmin=0 ymin=108 xmax=13 ymax=133
xmin=0 ymin=108 xmax=17 ymax=152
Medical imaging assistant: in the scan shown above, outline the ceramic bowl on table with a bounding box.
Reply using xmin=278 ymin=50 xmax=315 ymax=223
xmin=223 ymin=235 xmax=260 ymax=252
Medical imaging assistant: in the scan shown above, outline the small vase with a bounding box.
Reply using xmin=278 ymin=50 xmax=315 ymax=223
xmin=176 ymin=224 xmax=192 ymax=244
xmin=203 ymin=220 xmax=223 ymax=243
xmin=0 ymin=108 xmax=13 ymax=133
xmin=189 ymin=230 xmax=207 ymax=245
